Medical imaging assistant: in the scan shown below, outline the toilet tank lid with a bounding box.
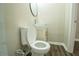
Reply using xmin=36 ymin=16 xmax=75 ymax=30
xmin=20 ymin=27 xmax=29 ymax=45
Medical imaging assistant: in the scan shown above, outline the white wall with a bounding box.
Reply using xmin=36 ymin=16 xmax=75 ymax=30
xmin=0 ymin=4 xmax=8 ymax=55
xmin=4 ymin=3 xmax=36 ymax=55
xmin=38 ymin=3 xmax=65 ymax=42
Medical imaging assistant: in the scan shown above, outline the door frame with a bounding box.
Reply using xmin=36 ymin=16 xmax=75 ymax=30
xmin=67 ymin=3 xmax=77 ymax=53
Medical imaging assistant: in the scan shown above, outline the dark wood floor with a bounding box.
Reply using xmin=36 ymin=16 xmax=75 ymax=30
xmin=73 ymin=41 xmax=79 ymax=56
xmin=17 ymin=44 xmax=74 ymax=56
xmin=46 ymin=44 xmax=73 ymax=56
xmin=25 ymin=42 xmax=79 ymax=56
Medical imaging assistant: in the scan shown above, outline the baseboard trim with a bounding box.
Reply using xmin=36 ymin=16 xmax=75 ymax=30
xmin=48 ymin=41 xmax=64 ymax=45
xmin=48 ymin=41 xmax=68 ymax=52
xmin=75 ymin=39 xmax=79 ymax=41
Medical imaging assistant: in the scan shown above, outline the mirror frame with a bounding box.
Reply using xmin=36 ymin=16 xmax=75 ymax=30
xmin=29 ymin=3 xmax=38 ymax=17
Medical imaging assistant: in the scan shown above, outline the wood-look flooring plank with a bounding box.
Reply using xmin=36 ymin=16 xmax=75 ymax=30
xmin=59 ymin=45 xmax=70 ymax=56
xmin=54 ymin=45 xmax=61 ymax=56
xmin=52 ymin=45 xmax=56 ymax=56
xmin=57 ymin=45 xmax=65 ymax=56
xmin=46 ymin=44 xmax=73 ymax=56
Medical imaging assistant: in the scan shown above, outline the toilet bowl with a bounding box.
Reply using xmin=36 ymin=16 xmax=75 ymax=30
xmin=31 ymin=41 xmax=50 ymax=54
xmin=20 ymin=26 xmax=50 ymax=56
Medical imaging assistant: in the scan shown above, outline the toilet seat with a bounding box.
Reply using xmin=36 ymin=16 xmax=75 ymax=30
xmin=31 ymin=40 xmax=50 ymax=54
xmin=31 ymin=40 xmax=50 ymax=49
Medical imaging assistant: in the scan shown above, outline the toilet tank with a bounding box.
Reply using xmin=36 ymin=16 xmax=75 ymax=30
xmin=20 ymin=27 xmax=28 ymax=46
xmin=20 ymin=26 xmax=37 ymax=46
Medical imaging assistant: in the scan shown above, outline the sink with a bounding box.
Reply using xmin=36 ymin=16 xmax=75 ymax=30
xmin=34 ymin=23 xmax=47 ymax=30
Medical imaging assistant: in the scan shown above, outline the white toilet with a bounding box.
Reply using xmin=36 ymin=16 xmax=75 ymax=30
xmin=20 ymin=26 xmax=50 ymax=56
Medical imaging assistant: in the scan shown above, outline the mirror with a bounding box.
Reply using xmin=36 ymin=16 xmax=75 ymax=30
xmin=29 ymin=3 xmax=38 ymax=17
